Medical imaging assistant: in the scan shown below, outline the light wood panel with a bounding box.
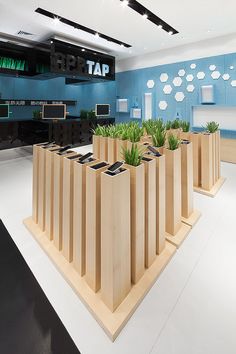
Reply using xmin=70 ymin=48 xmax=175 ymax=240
xmin=180 ymin=142 xmax=193 ymax=219
xmin=124 ymin=163 xmax=145 ymax=284
xmin=85 ymin=162 xmax=109 ymax=292
xmin=221 ymin=137 xmax=236 ymax=164
xmin=100 ymin=137 xmax=108 ymax=162
xmin=32 ymin=144 xmax=40 ymax=224
xmin=189 ymin=132 xmax=201 ymax=187
xmin=179 ymin=131 xmax=190 ymax=141
xmin=38 ymin=146 xmax=46 ymax=231
xmin=53 ymin=151 xmax=78 ymax=251
xmin=107 ymin=138 xmax=117 ymax=164
xmin=201 ymin=133 xmax=213 ymax=191
xmin=164 ymin=148 xmax=182 ymax=236
xmin=116 ymin=139 xmax=127 ymax=161
xmin=92 ymin=135 xmax=100 ymax=159
xmin=45 ymin=146 xmax=60 ymax=240
xmin=101 ymin=169 xmax=131 ymax=312
xmin=62 ymin=154 xmax=82 ymax=262
xmin=73 ymin=158 xmax=98 ymax=276
xmin=142 ymin=157 xmax=156 ymax=268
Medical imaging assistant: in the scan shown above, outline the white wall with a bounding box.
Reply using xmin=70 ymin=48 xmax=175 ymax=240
xmin=193 ymin=106 xmax=236 ymax=130
xmin=116 ymin=33 xmax=236 ymax=73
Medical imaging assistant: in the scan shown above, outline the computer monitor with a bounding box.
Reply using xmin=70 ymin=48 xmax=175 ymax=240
xmin=95 ymin=104 xmax=110 ymax=117
xmin=42 ymin=104 xmax=66 ymax=120
xmin=0 ymin=104 xmax=9 ymax=119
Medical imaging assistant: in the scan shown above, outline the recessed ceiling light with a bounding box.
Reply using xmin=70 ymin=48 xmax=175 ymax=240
xmin=53 ymin=17 xmax=60 ymax=24
xmin=120 ymin=43 xmax=124 ymax=48
xmin=121 ymin=0 xmax=129 ymax=7
xmin=169 ymin=31 xmax=173 ymax=35
xmin=82 ymin=48 xmax=85 ymax=52
xmin=158 ymin=24 xmax=163 ymax=29
xmin=143 ymin=14 xmax=148 ymax=20
xmin=94 ymin=32 xmax=99 ymax=38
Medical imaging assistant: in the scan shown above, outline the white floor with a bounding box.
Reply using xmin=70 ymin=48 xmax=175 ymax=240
xmin=0 ymin=146 xmax=236 ymax=354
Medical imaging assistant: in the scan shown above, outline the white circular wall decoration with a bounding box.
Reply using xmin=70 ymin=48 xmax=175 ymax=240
xmin=231 ymin=80 xmax=236 ymax=87
xmin=163 ymin=85 xmax=172 ymax=94
xmin=186 ymin=74 xmax=194 ymax=82
xmin=222 ymin=73 xmax=230 ymax=81
xmin=190 ymin=63 xmax=196 ymax=69
xmin=230 ymin=66 xmax=234 ymax=70
xmin=159 ymin=101 xmax=168 ymax=110
xmin=173 ymin=77 xmax=182 ymax=87
xmin=160 ymin=73 xmax=168 ymax=82
xmin=197 ymin=72 xmax=205 ymax=80
xmin=175 ymin=92 xmax=185 ymax=102
xmin=209 ymin=65 xmax=216 ymax=71
xmin=178 ymin=69 xmax=186 ymax=77
xmin=187 ymin=84 xmax=195 ymax=92
xmin=147 ymin=80 xmax=155 ymax=88
xmin=211 ymin=71 xmax=221 ymax=80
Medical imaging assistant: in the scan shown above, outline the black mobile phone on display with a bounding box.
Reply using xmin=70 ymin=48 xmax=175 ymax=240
xmin=108 ymin=161 xmax=124 ymax=173
xmin=79 ymin=152 xmax=93 ymax=163
xmin=58 ymin=145 xmax=71 ymax=154
xmin=147 ymin=146 xmax=161 ymax=156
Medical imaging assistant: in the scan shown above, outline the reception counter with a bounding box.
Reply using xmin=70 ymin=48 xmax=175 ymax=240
xmin=0 ymin=117 xmax=115 ymax=150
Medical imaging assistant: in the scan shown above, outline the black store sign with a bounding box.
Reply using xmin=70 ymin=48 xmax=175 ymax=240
xmin=51 ymin=41 xmax=115 ymax=81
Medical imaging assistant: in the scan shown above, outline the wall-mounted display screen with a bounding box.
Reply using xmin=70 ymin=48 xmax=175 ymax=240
xmin=0 ymin=104 xmax=9 ymax=118
xmin=95 ymin=104 xmax=110 ymax=117
xmin=42 ymin=104 xmax=66 ymax=120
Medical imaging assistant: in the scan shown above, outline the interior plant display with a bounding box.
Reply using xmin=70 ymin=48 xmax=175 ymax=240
xmin=171 ymin=119 xmax=181 ymax=129
xmin=167 ymin=134 xmax=181 ymax=150
xmin=107 ymin=124 xmax=119 ymax=138
xmin=165 ymin=120 xmax=172 ymax=130
xmin=180 ymin=120 xmax=190 ymax=132
xmin=127 ymin=125 xmax=144 ymax=143
xmin=152 ymin=128 xmax=166 ymax=148
xmin=122 ymin=143 xmax=143 ymax=167
xmin=32 ymin=110 xmax=41 ymax=119
xmin=92 ymin=125 xmax=103 ymax=136
xmin=205 ymin=121 xmax=219 ymax=133
xmin=87 ymin=109 xmax=96 ymax=120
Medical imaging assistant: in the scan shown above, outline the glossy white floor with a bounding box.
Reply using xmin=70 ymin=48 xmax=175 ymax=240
xmin=0 ymin=145 xmax=236 ymax=354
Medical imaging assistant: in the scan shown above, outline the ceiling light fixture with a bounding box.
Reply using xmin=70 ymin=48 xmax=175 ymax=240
xmin=169 ymin=31 xmax=173 ymax=35
xmin=35 ymin=7 xmax=132 ymax=48
xmin=142 ymin=14 xmax=148 ymax=20
xmin=53 ymin=16 xmax=60 ymax=24
xmin=119 ymin=0 xmax=178 ymax=35
xmin=94 ymin=32 xmax=99 ymax=38
xmin=82 ymin=48 xmax=85 ymax=52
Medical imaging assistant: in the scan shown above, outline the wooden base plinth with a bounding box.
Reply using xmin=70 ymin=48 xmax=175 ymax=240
xmin=194 ymin=177 xmax=226 ymax=198
xmin=166 ymin=222 xmax=191 ymax=248
xmin=182 ymin=209 xmax=201 ymax=228
xmin=23 ymin=217 xmax=176 ymax=342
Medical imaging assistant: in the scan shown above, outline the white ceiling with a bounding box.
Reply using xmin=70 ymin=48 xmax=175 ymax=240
xmin=0 ymin=0 xmax=236 ymax=60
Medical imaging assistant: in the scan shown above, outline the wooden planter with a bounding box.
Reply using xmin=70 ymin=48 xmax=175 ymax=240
xmin=100 ymin=136 xmax=108 ymax=162
xmin=180 ymin=141 xmax=193 ymax=219
xmin=189 ymin=132 xmax=201 ymax=187
xmin=32 ymin=143 xmax=43 ymax=224
xmin=179 ymin=131 xmax=190 ymax=141
xmin=62 ymin=153 xmax=82 ymax=262
xmin=53 ymin=150 xmax=79 ymax=251
xmin=85 ymin=162 xmax=109 ymax=292
xmin=108 ymin=137 xmax=117 ymax=164
xmin=201 ymin=133 xmax=213 ymax=191
xmin=45 ymin=146 xmax=61 ymax=240
xmin=124 ymin=163 xmax=145 ymax=284
xmin=101 ymin=168 xmax=131 ymax=312
xmin=142 ymin=157 xmax=156 ymax=268
xmin=116 ymin=139 xmax=127 ymax=161
xmin=140 ymin=135 xmax=152 ymax=144
xmin=170 ymin=128 xmax=181 ymax=138
xmin=164 ymin=148 xmax=182 ymax=236
xmin=73 ymin=157 xmax=98 ymax=276
xmin=216 ymin=130 xmax=221 ymax=180
xmin=144 ymin=152 xmax=166 ymax=255
xmin=92 ymin=135 xmax=100 ymax=159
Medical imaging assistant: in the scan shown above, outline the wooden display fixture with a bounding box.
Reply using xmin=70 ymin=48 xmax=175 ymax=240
xmin=180 ymin=141 xmax=201 ymax=227
xmin=142 ymin=157 xmax=156 ymax=268
xmin=100 ymin=136 xmax=108 ymax=162
xmin=85 ymin=162 xmax=109 ymax=292
xmin=189 ymin=132 xmax=201 ymax=187
xmin=53 ymin=150 xmax=79 ymax=251
xmin=194 ymin=177 xmax=226 ymax=197
xmin=45 ymin=146 xmax=61 ymax=240
xmin=23 ymin=217 xmax=176 ymax=342
xmin=101 ymin=168 xmax=131 ymax=311
xmin=179 ymin=131 xmax=190 ymax=140
xmin=124 ymin=163 xmax=145 ymax=284
xmin=221 ymin=137 xmax=236 ymax=164
xmin=92 ymin=135 xmax=100 ymax=159
xmin=107 ymin=137 xmax=117 ymax=164
xmin=144 ymin=152 xmax=166 ymax=255
xmin=164 ymin=147 xmax=191 ymax=248
xmin=62 ymin=153 xmax=82 ymax=262
xmin=73 ymin=157 xmax=99 ymax=276
xmin=116 ymin=139 xmax=127 ymax=160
